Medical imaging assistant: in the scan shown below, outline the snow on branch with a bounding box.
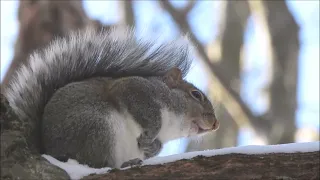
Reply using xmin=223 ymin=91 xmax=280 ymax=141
xmin=43 ymin=142 xmax=319 ymax=180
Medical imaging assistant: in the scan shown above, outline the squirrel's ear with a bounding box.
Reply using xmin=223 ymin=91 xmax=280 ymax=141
xmin=163 ymin=68 xmax=183 ymax=88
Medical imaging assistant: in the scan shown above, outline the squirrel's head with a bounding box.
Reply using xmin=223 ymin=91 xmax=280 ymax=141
xmin=163 ymin=68 xmax=219 ymax=137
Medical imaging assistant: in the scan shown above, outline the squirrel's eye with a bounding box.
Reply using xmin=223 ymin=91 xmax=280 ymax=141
xmin=190 ymin=90 xmax=203 ymax=102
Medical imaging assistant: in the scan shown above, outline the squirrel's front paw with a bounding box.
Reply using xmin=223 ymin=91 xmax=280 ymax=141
xmin=120 ymin=158 xmax=143 ymax=168
xmin=137 ymin=131 xmax=154 ymax=146
xmin=141 ymin=138 xmax=162 ymax=159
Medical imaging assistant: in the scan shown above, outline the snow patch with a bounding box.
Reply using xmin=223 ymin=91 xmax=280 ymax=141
xmin=144 ymin=141 xmax=320 ymax=165
xmin=42 ymin=141 xmax=319 ymax=179
xmin=42 ymin=155 xmax=111 ymax=180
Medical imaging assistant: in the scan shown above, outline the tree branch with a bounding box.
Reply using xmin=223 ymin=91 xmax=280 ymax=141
xmin=181 ymin=0 xmax=197 ymax=16
xmin=84 ymin=151 xmax=320 ymax=180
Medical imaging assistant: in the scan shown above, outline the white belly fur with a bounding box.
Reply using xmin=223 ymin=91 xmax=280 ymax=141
xmin=109 ymin=111 xmax=145 ymax=168
xmin=158 ymin=108 xmax=188 ymax=143
xmin=109 ymin=108 xmax=186 ymax=168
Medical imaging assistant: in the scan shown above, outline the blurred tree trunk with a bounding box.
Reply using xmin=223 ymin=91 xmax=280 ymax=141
xmin=119 ymin=0 xmax=135 ymax=27
xmin=263 ymin=0 xmax=300 ymax=144
xmin=1 ymin=0 xmax=106 ymax=86
xmin=187 ymin=1 xmax=250 ymax=151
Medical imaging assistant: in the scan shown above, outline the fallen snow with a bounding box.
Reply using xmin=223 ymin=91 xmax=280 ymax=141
xmin=42 ymin=141 xmax=319 ymax=180
xmin=143 ymin=141 xmax=320 ymax=165
xmin=42 ymin=155 xmax=111 ymax=180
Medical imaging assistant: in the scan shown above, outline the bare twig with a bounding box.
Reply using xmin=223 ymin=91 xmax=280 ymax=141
xmin=181 ymin=0 xmax=197 ymax=16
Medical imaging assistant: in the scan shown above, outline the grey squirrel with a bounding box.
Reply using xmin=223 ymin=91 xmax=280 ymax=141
xmin=3 ymin=27 xmax=219 ymax=169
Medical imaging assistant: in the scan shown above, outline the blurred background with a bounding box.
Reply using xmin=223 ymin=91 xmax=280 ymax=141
xmin=1 ymin=0 xmax=319 ymax=157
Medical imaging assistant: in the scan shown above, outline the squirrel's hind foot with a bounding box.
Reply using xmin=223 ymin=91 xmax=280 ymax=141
xmin=120 ymin=158 xmax=143 ymax=168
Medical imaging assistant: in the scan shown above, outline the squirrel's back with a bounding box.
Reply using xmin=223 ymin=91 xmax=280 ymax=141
xmin=3 ymin=27 xmax=193 ymax=150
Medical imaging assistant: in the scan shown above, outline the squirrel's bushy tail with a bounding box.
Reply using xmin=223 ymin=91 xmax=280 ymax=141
xmin=3 ymin=27 xmax=193 ymax=149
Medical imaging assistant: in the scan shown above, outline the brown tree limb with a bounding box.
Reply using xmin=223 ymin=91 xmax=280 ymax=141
xmin=84 ymin=151 xmax=320 ymax=180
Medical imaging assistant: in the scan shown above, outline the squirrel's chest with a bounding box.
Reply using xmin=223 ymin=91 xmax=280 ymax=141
xmin=108 ymin=111 xmax=144 ymax=168
xmin=157 ymin=109 xmax=187 ymax=143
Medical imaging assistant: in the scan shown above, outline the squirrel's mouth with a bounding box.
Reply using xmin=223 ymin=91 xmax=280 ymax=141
xmin=192 ymin=121 xmax=210 ymax=134
xmin=197 ymin=126 xmax=207 ymax=134
xmin=192 ymin=119 xmax=219 ymax=134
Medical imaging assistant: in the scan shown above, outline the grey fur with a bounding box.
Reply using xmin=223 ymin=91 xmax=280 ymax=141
xmin=42 ymin=76 xmax=179 ymax=168
xmin=4 ymin=27 xmax=191 ymax=128
xmin=3 ymin=27 xmax=218 ymax=169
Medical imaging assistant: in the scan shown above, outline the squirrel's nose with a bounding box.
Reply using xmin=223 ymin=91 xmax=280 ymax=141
xmin=211 ymin=119 xmax=219 ymax=131
xmin=211 ymin=113 xmax=219 ymax=131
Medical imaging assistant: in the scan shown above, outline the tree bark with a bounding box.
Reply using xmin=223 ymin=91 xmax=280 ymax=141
xmin=1 ymin=93 xmax=70 ymax=179
xmin=84 ymin=151 xmax=320 ymax=180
